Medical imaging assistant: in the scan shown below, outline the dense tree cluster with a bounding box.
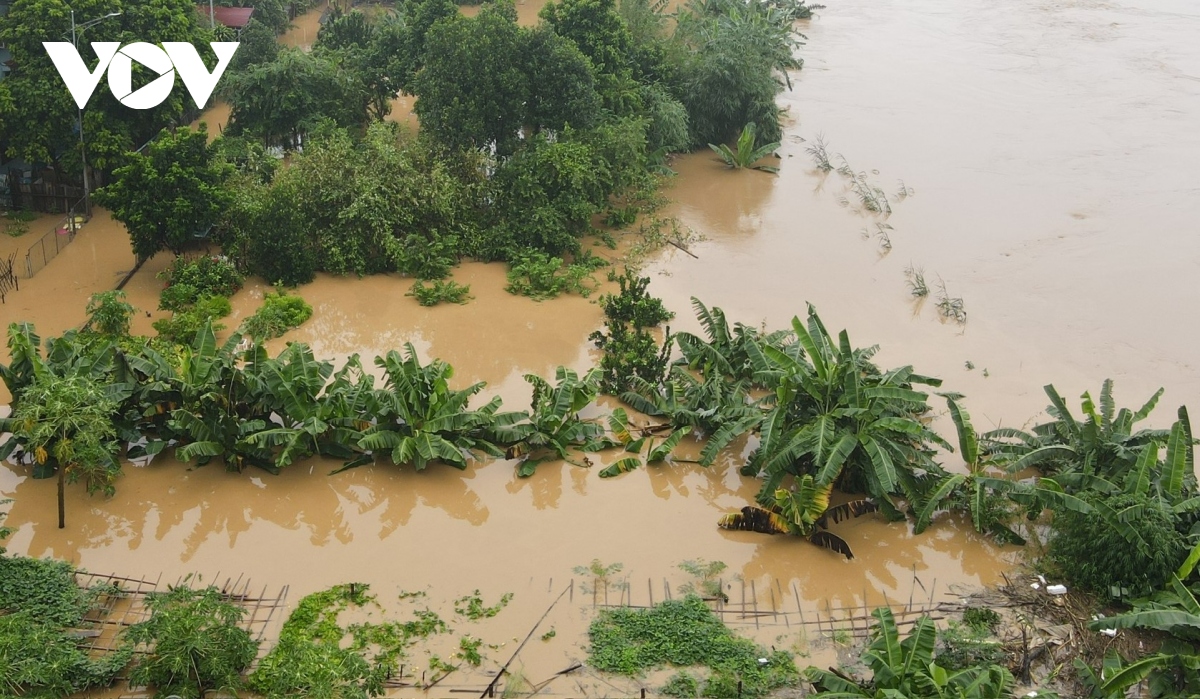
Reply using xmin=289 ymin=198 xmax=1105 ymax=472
xmin=82 ymin=0 xmax=805 ymax=280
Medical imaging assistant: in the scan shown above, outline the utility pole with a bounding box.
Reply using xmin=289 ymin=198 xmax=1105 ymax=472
xmin=69 ymin=8 xmax=121 ymax=215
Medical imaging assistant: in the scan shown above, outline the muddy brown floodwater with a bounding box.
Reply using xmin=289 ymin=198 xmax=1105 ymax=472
xmin=5 ymin=0 xmax=1200 ymax=690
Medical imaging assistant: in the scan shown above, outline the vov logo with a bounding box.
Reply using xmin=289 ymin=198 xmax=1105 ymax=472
xmin=43 ymin=42 xmax=239 ymax=110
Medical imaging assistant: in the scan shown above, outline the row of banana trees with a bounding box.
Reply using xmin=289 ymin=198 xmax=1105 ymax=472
xmin=1 ymin=299 xmax=1195 ymax=563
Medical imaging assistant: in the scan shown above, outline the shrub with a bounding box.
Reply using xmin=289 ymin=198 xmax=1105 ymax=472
xmin=599 ymin=267 xmax=673 ymax=327
xmin=153 ymin=296 xmax=232 ymax=345
xmin=590 ymin=268 xmax=673 ymax=394
xmin=158 ymin=256 xmax=243 ymax=311
xmin=0 ymin=553 xmax=97 ymax=628
xmin=241 ymin=289 xmax=314 ymax=340
xmin=85 ymin=290 xmax=135 ymax=337
xmin=406 ymin=279 xmax=472 ymax=307
xmin=1049 ymin=492 xmax=1187 ymax=598
xmin=125 ymin=585 xmax=259 ymax=699
xmin=505 ymin=251 xmax=600 ymax=301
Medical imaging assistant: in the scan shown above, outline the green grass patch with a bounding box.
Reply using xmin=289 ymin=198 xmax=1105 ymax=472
xmin=587 ymin=596 xmax=799 ymax=698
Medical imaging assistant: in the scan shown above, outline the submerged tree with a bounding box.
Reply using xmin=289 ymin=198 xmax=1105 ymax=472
xmin=96 ymin=126 xmax=231 ymax=261
xmin=0 ymin=371 xmax=119 ymax=529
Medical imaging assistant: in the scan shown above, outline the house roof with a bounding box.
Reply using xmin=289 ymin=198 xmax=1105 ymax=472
xmin=198 ymin=5 xmax=254 ymax=29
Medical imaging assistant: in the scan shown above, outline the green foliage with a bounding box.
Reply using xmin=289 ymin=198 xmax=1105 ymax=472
xmin=660 ymin=671 xmax=702 ymax=698
xmin=677 ymin=559 xmax=727 ymax=601
xmin=454 ymin=590 xmax=513 ymax=620
xmin=600 ymin=407 xmax=690 ymax=477
xmin=708 ymin=123 xmax=780 ymax=172
xmin=806 ymin=608 xmax=1016 ymax=699
xmin=497 ymin=367 xmax=608 ymax=477
xmin=242 ymin=289 xmax=314 ymax=340
xmin=228 ymin=18 xmax=280 ymax=72
xmin=0 ymin=553 xmax=97 ymax=628
xmin=505 ymin=251 xmax=600 ymax=300
xmin=0 ymin=0 xmax=211 ymax=169
xmin=125 ymin=585 xmax=259 ymax=699
xmin=936 ymin=620 xmax=1007 ymax=672
xmin=153 ymin=296 xmax=232 ymax=345
xmin=96 ymin=127 xmax=231 ymax=261
xmin=673 ymin=0 xmax=801 ymax=147
xmin=352 ymin=344 xmax=512 ymax=472
xmin=458 ymin=636 xmax=485 ymax=666
xmin=911 ymin=397 xmax=1025 ymax=545
xmin=415 ymin=5 xmax=528 ymax=153
xmin=984 ymin=380 xmax=1174 ymax=482
xmin=598 ymin=267 xmax=674 ymax=327
xmin=587 ymin=596 xmax=800 ymax=697
xmin=225 ymin=48 xmax=370 ymax=147
xmin=487 ymin=135 xmax=610 ymax=259
xmin=406 ymin=279 xmax=473 ymax=307
xmin=158 ymin=255 xmax=245 ymax=311
xmin=1 ymin=371 xmax=120 ymax=528
xmin=590 ymin=268 xmax=673 ymax=394
xmin=962 ymin=607 xmax=1001 ymax=634
xmin=0 ymin=611 xmax=131 ymax=698
xmin=223 ymin=124 xmax=475 ymax=283
xmin=85 ymin=291 xmax=135 ymax=337
xmin=1050 ymin=492 xmax=1187 ymax=598
xmin=249 ymin=583 xmax=428 ymax=699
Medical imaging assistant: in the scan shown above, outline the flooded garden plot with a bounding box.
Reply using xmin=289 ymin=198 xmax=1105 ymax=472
xmin=3 ymin=0 xmax=1200 ymax=696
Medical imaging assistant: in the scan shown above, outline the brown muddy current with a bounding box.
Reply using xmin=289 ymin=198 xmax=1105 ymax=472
xmin=4 ymin=0 xmax=1200 ymax=689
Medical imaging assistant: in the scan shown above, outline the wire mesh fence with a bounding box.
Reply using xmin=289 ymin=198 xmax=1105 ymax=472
xmin=23 ymin=198 xmax=88 ymax=278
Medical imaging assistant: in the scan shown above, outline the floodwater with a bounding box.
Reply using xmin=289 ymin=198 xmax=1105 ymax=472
xmin=279 ymin=0 xmax=329 ymax=50
xmin=4 ymin=0 xmax=1200 ymax=688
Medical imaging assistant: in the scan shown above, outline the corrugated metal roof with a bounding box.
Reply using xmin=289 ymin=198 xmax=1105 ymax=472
xmin=197 ymin=5 xmax=254 ymax=28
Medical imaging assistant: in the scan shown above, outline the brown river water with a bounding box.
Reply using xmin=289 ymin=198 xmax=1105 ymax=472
xmin=4 ymin=0 xmax=1200 ymax=688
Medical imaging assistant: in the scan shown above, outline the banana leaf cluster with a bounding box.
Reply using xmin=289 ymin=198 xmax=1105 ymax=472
xmin=0 ymin=322 xmax=610 ymax=479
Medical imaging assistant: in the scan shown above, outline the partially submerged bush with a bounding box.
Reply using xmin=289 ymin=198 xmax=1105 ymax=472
xmin=153 ymin=295 xmax=232 ymax=345
xmin=590 ymin=267 xmax=673 ymax=394
xmin=1049 ymin=492 xmax=1187 ymax=598
xmin=85 ymin=290 xmax=135 ymax=337
xmin=158 ymin=256 xmax=243 ymax=311
xmin=505 ymin=251 xmax=602 ymax=301
xmin=407 ymin=279 xmax=473 ymax=307
xmin=242 ymin=288 xmax=314 ymax=340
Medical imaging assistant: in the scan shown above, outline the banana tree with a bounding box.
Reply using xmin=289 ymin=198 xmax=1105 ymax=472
xmin=165 ymin=324 xmax=276 ymax=473
xmin=493 ymin=367 xmax=608 ymax=477
xmin=806 ymin=608 xmax=1017 ymax=698
xmin=619 ymin=369 xmax=759 ymax=437
xmin=1075 ymin=648 xmax=1200 ymax=699
xmin=985 ymin=380 xmax=1172 ymax=481
xmin=672 ymin=298 xmax=790 ymax=384
xmin=241 ymin=342 xmax=357 ymax=470
xmin=912 ymin=397 xmax=1025 ymax=544
xmin=717 ymin=476 xmax=878 ymax=558
xmin=736 ymin=305 xmax=949 ymax=513
xmin=597 ymin=407 xmax=692 ymax=478
xmin=806 ymin=609 xmax=1017 ymax=698
xmin=708 ymin=123 xmax=780 ymax=173
xmin=354 ymin=344 xmax=507 ymax=471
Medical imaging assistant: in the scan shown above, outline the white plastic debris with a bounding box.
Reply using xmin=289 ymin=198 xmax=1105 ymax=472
xmin=1030 ymin=582 xmax=1041 ymax=590
xmin=757 ymin=658 xmax=770 ymax=666
xmin=1024 ymin=692 xmax=1039 ymax=698
xmin=1100 ymin=628 xmax=1117 ymax=637
xmin=1047 ymin=584 xmax=1068 ymax=595
xmin=1037 ymin=575 xmax=1047 ymax=585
